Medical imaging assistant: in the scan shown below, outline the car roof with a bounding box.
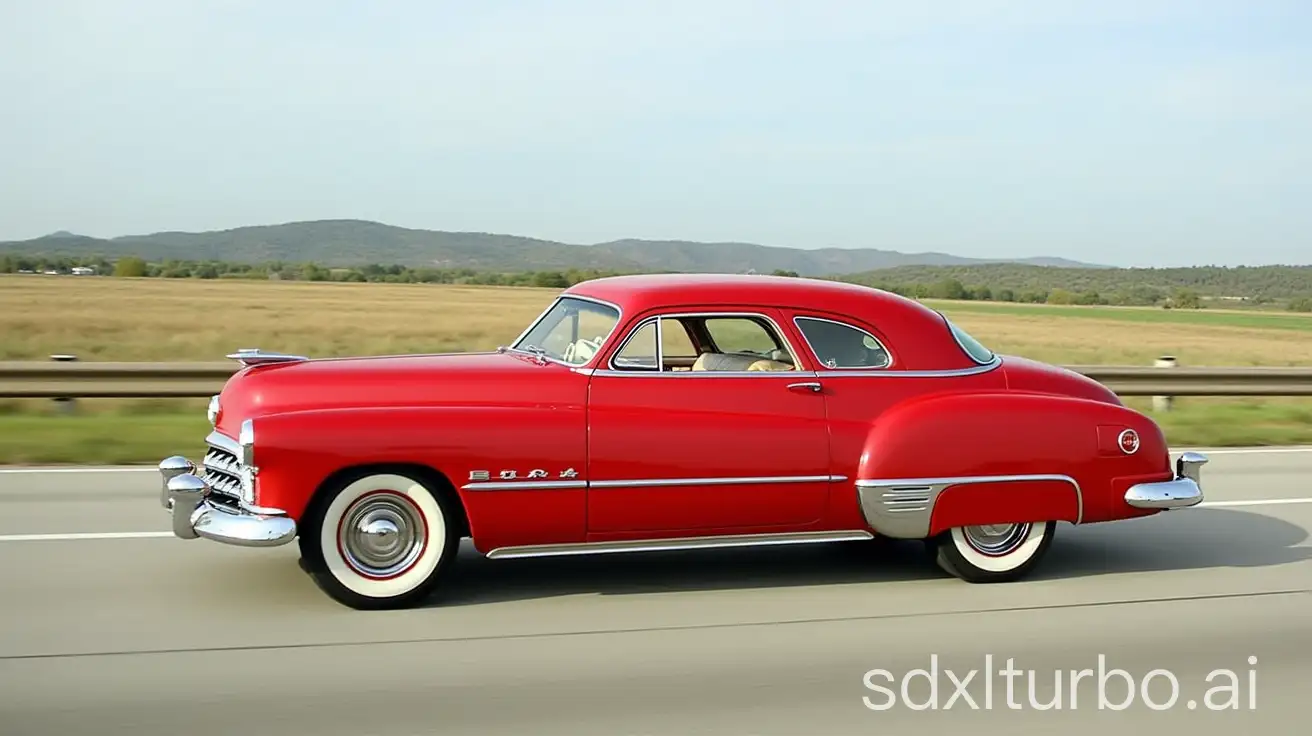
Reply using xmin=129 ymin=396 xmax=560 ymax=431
xmin=562 ymin=273 xmax=981 ymax=371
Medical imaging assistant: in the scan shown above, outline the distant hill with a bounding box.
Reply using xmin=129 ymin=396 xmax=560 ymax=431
xmin=0 ymin=219 xmax=1105 ymax=275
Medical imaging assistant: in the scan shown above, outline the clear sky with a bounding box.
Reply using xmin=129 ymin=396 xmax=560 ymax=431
xmin=2 ymin=0 xmax=1308 ymax=267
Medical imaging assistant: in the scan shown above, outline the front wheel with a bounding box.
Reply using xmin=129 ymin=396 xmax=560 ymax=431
xmin=930 ymin=521 xmax=1055 ymax=583
xmin=298 ymin=470 xmax=460 ymax=610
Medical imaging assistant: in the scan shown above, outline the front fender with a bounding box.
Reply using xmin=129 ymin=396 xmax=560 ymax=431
xmin=853 ymin=390 xmax=1170 ymax=538
xmin=244 ymin=405 xmax=588 ymax=549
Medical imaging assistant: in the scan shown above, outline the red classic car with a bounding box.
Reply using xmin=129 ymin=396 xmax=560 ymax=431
xmin=157 ymin=274 xmax=1207 ymax=609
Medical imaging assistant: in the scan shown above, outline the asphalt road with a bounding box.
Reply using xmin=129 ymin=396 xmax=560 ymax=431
xmin=1 ymin=447 xmax=1310 ymax=735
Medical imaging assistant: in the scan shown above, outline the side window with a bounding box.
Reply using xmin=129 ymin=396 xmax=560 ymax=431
xmin=795 ymin=317 xmax=892 ymax=369
xmin=704 ymin=317 xmax=780 ymax=356
xmin=610 ymin=320 xmax=659 ymax=371
xmin=659 ymin=318 xmax=697 ymax=359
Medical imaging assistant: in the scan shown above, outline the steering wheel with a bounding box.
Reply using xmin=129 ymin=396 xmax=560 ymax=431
xmin=563 ymin=336 xmax=604 ymax=363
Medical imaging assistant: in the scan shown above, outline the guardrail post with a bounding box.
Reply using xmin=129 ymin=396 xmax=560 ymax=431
xmin=1152 ymin=356 xmax=1176 ymax=412
xmin=50 ymin=354 xmax=78 ymax=414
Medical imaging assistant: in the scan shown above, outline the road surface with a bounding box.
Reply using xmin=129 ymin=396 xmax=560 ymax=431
xmin=2 ymin=447 xmax=1311 ymax=734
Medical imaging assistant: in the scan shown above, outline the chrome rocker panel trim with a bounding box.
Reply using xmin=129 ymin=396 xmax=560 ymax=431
xmin=854 ymin=473 xmax=1084 ymax=539
xmin=1124 ymin=451 xmax=1208 ymax=510
xmin=485 ymin=530 xmax=874 ymax=560
xmin=158 ymin=457 xmax=296 ymax=547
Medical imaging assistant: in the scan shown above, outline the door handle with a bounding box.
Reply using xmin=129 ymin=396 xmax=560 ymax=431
xmin=787 ymin=381 xmax=822 ymax=393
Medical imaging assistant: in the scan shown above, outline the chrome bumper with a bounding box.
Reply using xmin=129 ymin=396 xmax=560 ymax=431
xmin=1124 ymin=451 xmax=1208 ymax=510
xmin=158 ymin=455 xmax=296 ymax=547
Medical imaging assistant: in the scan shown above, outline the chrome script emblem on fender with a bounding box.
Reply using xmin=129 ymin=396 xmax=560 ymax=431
xmin=469 ymin=468 xmax=578 ymax=481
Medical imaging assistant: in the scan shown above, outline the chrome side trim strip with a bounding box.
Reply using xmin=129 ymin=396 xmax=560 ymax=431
xmin=591 ymin=474 xmax=846 ymax=489
xmin=461 ymin=475 xmax=847 ymax=491
xmin=854 ymin=473 xmax=1084 ymax=538
xmin=820 ymin=357 xmax=1003 ymax=378
xmin=462 ymin=480 xmax=589 ymax=491
xmin=484 ymin=529 xmax=875 ymax=559
xmin=586 ymin=369 xmax=821 ymax=378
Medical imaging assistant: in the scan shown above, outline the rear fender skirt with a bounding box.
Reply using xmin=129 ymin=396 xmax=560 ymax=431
xmin=855 ymin=475 xmax=1083 ymax=539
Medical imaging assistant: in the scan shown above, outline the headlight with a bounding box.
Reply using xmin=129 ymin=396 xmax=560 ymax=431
xmin=239 ymin=419 xmax=256 ymax=468
xmin=207 ymin=395 xmax=221 ymax=425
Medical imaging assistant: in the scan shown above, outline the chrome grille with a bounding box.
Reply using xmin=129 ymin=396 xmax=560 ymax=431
xmin=202 ymin=433 xmax=250 ymax=504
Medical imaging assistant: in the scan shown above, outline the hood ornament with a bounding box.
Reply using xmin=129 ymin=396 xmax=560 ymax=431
xmin=226 ymin=348 xmax=310 ymax=367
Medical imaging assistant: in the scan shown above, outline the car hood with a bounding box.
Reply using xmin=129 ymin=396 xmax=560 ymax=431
xmin=211 ymin=350 xmax=574 ymax=437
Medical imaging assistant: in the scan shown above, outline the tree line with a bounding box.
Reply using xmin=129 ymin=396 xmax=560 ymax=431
xmin=3 ymin=253 xmax=1310 ymax=312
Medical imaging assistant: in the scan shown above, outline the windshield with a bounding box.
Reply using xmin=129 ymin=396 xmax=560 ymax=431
xmin=511 ymin=296 xmax=621 ymax=365
xmin=943 ymin=315 xmax=996 ymax=365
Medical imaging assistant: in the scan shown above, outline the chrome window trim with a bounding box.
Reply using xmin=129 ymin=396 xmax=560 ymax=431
xmin=791 ymin=315 xmax=894 ymax=371
xmin=578 ymin=359 xmax=999 ymax=379
xmin=598 ymin=310 xmax=804 ymax=376
xmin=606 ymin=316 xmax=663 ymax=372
xmin=507 ymin=293 xmax=625 ymax=369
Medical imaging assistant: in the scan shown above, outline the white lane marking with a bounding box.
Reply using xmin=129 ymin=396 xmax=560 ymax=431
xmin=0 ymin=532 xmax=173 ymax=542
xmin=0 ymin=467 xmax=158 ymax=474
xmin=1191 ymin=448 xmax=1312 ymax=455
xmin=1199 ymin=498 xmax=1312 ymax=508
xmin=4 ymin=497 xmax=1312 ymax=542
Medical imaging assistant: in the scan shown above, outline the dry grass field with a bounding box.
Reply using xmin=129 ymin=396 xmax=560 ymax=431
xmin=2 ymin=273 xmax=1310 ymax=463
xmin=4 ymin=273 xmax=1312 ymax=365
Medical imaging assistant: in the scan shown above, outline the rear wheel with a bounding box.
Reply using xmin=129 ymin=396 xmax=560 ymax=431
xmin=930 ymin=521 xmax=1055 ymax=583
xmin=298 ymin=470 xmax=460 ymax=610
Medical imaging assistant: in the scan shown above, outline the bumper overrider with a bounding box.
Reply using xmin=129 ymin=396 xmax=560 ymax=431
xmin=157 ymin=454 xmax=296 ymax=547
xmin=1124 ymin=451 xmax=1208 ymax=510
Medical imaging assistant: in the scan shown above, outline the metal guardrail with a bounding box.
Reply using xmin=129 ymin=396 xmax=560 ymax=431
xmin=0 ymin=361 xmax=238 ymax=398
xmin=1 ymin=359 xmax=1311 ymax=398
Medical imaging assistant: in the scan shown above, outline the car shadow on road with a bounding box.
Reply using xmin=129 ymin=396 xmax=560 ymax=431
xmin=429 ymin=537 xmax=934 ymax=607
xmin=418 ymin=507 xmax=1311 ymax=607
xmin=1032 ymin=506 xmax=1312 ymax=580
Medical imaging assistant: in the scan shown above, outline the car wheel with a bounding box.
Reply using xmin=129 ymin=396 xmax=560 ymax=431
xmin=298 ymin=471 xmax=459 ymax=610
xmin=930 ymin=521 xmax=1055 ymax=583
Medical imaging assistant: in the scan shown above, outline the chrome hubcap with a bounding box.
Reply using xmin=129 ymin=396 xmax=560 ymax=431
xmin=338 ymin=494 xmax=426 ymax=578
xmin=961 ymin=522 xmax=1031 ymax=556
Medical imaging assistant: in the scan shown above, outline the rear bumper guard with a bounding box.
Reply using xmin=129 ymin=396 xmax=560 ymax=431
xmin=1124 ymin=451 xmax=1208 ymax=510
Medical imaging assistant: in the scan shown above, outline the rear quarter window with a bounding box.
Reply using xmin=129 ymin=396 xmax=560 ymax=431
xmin=943 ymin=316 xmax=995 ymax=365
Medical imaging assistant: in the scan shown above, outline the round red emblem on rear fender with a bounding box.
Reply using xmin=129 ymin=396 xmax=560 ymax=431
xmin=1118 ymin=429 xmax=1140 ymax=455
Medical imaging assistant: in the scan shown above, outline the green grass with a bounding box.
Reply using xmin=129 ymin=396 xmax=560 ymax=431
xmin=2 ymin=398 xmax=1309 ymax=465
xmin=0 ymin=411 xmax=214 ymax=465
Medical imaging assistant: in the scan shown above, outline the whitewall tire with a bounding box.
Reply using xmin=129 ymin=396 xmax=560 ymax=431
xmin=298 ymin=470 xmax=460 ymax=610
xmin=931 ymin=521 xmax=1055 ymax=583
